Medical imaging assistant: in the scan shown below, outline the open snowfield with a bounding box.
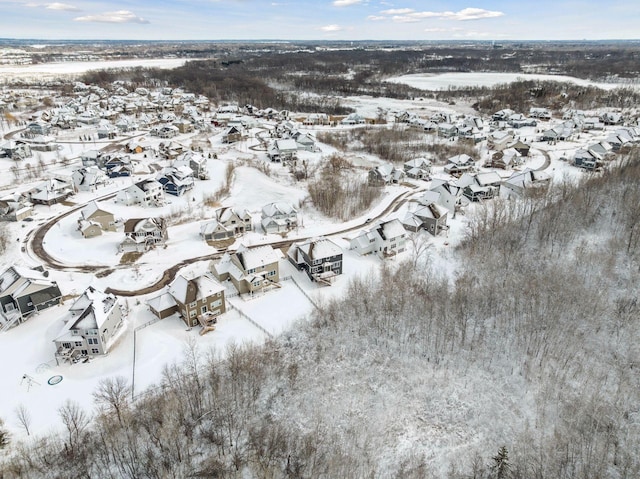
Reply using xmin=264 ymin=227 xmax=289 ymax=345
xmin=386 ymin=72 xmax=638 ymax=91
xmin=0 ymin=58 xmax=196 ymax=83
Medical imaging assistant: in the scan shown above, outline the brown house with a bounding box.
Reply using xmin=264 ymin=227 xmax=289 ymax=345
xmin=147 ymin=272 xmax=226 ymax=329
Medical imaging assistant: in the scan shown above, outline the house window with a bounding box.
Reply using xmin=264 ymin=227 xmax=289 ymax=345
xmin=312 ymin=259 xmax=322 ymax=266
xmin=252 ymin=280 xmax=261 ymax=287
xmin=189 ymin=301 xmax=197 ymax=308
xmin=91 ymin=348 xmax=99 ymax=354
xmin=369 ymin=238 xmax=375 ymax=243
xmin=268 ymin=270 xmax=276 ymax=277
xmin=311 ymin=266 xmax=321 ymax=273
xmin=201 ymin=305 xmax=207 ymax=314
xmin=75 ymin=341 xmax=83 ymax=347
xmin=62 ymin=342 xmax=71 ymax=349
xmin=210 ymin=299 xmax=222 ymax=309
xmin=333 ymin=261 xmax=342 ymax=269
xmin=81 ymin=350 xmax=88 ymax=355
xmin=247 ymin=268 xmax=255 ymax=274
xmin=189 ymin=310 xmax=197 ymax=318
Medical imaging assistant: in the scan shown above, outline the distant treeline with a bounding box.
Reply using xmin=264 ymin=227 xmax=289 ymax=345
xmin=78 ymin=43 xmax=640 ymax=112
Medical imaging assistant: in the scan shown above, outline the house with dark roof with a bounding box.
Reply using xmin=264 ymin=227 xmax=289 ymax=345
xmin=0 ymin=266 xmax=62 ymax=331
xmin=287 ymin=237 xmax=343 ymax=284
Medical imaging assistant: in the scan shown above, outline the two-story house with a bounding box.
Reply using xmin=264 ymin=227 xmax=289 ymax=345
xmin=211 ymin=244 xmax=282 ymax=295
xmin=0 ymin=266 xmax=62 ymax=331
xmin=119 ymin=217 xmax=168 ymax=253
xmin=116 ymin=179 xmax=164 ymax=207
xmin=53 ymin=286 xmax=124 ymax=364
xmin=287 ymin=237 xmax=343 ymax=284
xmin=200 ymin=207 xmax=253 ymax=241
xmin=161 ymin=273 xmax=226 ymax=328
xmin=261 ymin=202 xmax=298 ymax=234
xmin=349 ymin=219 xmax=407 ymax=258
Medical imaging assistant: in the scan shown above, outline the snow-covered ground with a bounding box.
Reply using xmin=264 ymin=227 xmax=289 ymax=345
xmin=386 ymin=72 xmax=638 ymax=91
xmin=0 ymin=58 xmax=197 ymax=83
xmin=0 ymin=60 xmax=633 ymax=443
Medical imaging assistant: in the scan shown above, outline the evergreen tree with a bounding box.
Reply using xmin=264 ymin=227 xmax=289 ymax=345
xmin=0 ymin=418 xmax=10 ymax=449
xmin=490 ymin=446 xmax=510 ymax=479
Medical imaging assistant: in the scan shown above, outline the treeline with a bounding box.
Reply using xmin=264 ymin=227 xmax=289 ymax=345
xmin=2 ymin=153 xmax=639 ymax=478
xmin=435 ymin=79 xmax=640 ymax=114
xmin=72 ymin=43 xmax=640 ymax=117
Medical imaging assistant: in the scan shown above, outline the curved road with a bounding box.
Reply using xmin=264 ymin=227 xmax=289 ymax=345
xmin=25 ymin=139 xmax=553 ymax=298
xmin=27 ymin=187 xmax=419 ymax=297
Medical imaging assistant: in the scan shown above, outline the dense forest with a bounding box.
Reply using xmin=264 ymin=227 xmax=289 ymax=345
xmin=1 ymin=146 xmax=638 ymax=477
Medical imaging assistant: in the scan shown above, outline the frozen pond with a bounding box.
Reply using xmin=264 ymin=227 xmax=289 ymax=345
xmin=386 ymin=72 xmax=637 ymax=91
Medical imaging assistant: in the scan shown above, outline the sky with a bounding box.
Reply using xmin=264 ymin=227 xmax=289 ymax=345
xmin=0 ymin=0 xmax=638 ymax=41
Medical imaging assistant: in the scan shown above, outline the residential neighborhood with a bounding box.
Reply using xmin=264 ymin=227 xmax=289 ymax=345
xmin=0 ymin=47 xmax=639 ymax=472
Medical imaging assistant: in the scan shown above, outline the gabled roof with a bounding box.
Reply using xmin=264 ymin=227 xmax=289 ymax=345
xmin=168 ymin=273 xmax=224 ymax=305
xmin=235 ymin=244 xmax=281 ymax=271
xmin=64 ymin=286 xmax=118 ymax=332
xmin=81 ymin=201 xmax=113 ymax=220
xmin=288 ymin=237 xmax=341 ymax=263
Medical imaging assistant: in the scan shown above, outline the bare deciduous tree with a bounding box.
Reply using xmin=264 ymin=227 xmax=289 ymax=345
xmin=92 ymin=376 xmax=132 ymax=425
xmin=14 ymin=404 xmax=31 ymax=436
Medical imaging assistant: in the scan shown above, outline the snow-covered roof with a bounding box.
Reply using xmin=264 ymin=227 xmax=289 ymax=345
xmin=289 ymin=237 xmax=342 ymax=262
xmin=62 ymin=286 xmax=119 ymax=333
xmin=235 ymin=244 xmax=281 ymax=271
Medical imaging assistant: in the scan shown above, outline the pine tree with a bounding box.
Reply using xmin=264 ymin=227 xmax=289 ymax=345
xmin=0 ymin=418 xmax=10 ymax=449
xmin=490 ymin=446 xmax=510 ymax=479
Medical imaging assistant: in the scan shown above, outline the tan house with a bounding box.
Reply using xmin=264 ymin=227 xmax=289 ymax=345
xmin=79 ymin=201 xmax=116 ymax=232
xmin=211 ymin=244 xmax=282 ymax=295
xmin=78 ymin=221 xmax=103 ymax=239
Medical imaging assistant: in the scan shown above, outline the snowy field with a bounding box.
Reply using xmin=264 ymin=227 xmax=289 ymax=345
xmin=386 ymin=72 xmax=638 ymax=91
xmin=0 ymin=58 xmax=196 ymax=82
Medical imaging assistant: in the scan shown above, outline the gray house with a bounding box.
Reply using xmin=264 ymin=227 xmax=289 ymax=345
xmin=0 ymin=266 xmax=62 ymax=331
xmin=287 ymin=237 xmax=343 ymax=284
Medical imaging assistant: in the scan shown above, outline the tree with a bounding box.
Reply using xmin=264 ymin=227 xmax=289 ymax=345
xmin=92 ymin=376 xmax=132 ymax=425
xmin=58 ymin=400 xmax=90 ymax=456
xmin=0 ymin=418 xmax=9 ymax=449
xmin=14 ymin=404 xmax=32 ymax=436
xmin=490 ymin=446 xmax=510 ymax=479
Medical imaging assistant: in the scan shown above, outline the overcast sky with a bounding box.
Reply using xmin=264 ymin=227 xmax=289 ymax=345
xmin=0 ymin=0 xmax=638 ymax=41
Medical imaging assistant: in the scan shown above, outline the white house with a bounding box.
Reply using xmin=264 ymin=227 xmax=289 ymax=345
xmin=53 ymin=287 xmax=124 ymax=364
xmin=349 ymin=219 xmax=407 ymax=258
xmin=116 ymin=179 xmax=164 ymax=207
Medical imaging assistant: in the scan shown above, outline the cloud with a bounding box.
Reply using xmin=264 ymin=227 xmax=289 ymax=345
xmin=332 ymin=0 xmax=362 ymax=6
xmin=392 ymin=15 xmax=420 ymax=23
xmin=46 ymin=2 xmax=78 ymax=10
xmin=74 ymin=10 xmax=149 ymax=24
xmin=25 ymin=1 xmax=79 ymax=10
xmin=380 ymin=8 xmax=413 ymax=15
xmin=320 ymin=24 xmax=343 ymax=32
xmin=367 ymin=15 xmax=385 ymax=21
xmin=374 ymin=7 xmax=504 ymax=22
